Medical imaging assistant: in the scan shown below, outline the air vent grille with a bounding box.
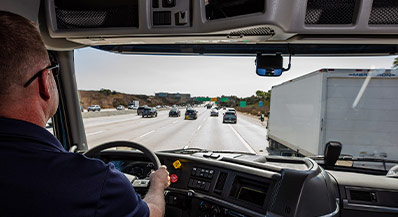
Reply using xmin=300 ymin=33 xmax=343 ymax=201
xmin=369 ymin=0 xmax=398 ymax=25
xmin=228 ymin=27 xmax=275 ymax=37
xmin=55 ymin=7 xmax=138 ymax=30
xmin=214 ymin=172 xmax=227 ymax=194
xmin=305 ymin=0 xmax=357 ymax=25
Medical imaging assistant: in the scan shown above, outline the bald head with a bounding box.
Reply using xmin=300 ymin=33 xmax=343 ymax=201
xmin=0 ymin=11 xmax=48 ymax=99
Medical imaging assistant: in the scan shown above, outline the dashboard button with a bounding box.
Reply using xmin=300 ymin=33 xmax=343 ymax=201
xmin=200 ymin=181 xmax=206 ymax=189
xmin=173 ymin=160 xmax=182 ymax=169
xmin=192 ymin=167 xmax=197 ymax=175
xmin=152 ymin=0 xmax=159 ymax=8
xmin=188 ymin=179 xmax=194 ymax=187
xmin=205 ymin=182 xmax=210 ymax=191
xmin=196 ymin=180 xmax=202 ymax=188
xmin=170 ymin=174 xmax=178 ymax=183
xmin=195 ymin=169 xmax=201 ymax=176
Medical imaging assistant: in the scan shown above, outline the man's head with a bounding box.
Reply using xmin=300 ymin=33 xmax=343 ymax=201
xmin=0 ymin=11 xmax=59 ymax=126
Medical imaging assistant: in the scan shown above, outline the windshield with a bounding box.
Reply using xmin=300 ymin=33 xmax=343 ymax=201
xmin=75 ymin=48 xmax=398 ymax=171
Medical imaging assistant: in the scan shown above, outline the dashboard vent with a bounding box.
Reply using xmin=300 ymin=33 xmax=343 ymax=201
xmin=54 ymin=0 xmax=139 ymax=30
xmin=214 ymin=172 xmax=228 ymax=194
xmin=369 ymin=0 xmax=398 ymax=25
xmin=350 ymin=190 xmax=377 ymax=202
xmin=228 ymin=27 xmax=275 ymax=37
xmin=305 ymin=0 xmax=357 ymax=25
xmin=205 ymin=0 xmax=265 ymax=21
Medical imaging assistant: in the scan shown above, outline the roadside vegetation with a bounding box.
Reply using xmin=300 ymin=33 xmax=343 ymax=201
xmin=234 ymin=90 xmax=271 ymax=117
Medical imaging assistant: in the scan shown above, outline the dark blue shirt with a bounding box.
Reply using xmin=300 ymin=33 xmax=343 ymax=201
xmin=0 ymin=117 xmax=149 ymax=217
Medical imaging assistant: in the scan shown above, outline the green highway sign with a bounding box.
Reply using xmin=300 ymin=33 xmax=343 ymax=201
xmin=220 ymin=97 xmax=229 ymax=102
xmin=196 ymin=97 xmax=210 ymax=101
xmin=240 ymin=101 xmax=246 ymax=107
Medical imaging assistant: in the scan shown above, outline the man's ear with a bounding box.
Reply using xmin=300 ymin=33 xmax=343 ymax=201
xmin=38 ymin=70 xmax=51 ymax=101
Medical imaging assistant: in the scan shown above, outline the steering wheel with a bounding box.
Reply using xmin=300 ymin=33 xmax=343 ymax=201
xmin=84 ymin=141 xmax=161 ymax=188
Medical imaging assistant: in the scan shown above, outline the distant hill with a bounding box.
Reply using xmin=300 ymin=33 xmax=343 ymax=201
xmin=78 ymin=89 xmax=192 ymax=109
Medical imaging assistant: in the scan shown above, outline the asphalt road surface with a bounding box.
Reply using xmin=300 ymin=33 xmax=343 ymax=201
xmin=84 ymin=107 xmax=269 ymax=154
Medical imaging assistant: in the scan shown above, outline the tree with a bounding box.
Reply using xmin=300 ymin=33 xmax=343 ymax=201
xmin=393 ymin=57 xmax=398 ymax=68
xmin=99 ymin=88 xmax=111 ymax=96
xmin=256 ymin=90 xmax=266 ymax=98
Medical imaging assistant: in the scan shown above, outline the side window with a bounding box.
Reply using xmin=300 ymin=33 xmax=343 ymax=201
xmin=46 ymin=117 xmax=54 ymax=135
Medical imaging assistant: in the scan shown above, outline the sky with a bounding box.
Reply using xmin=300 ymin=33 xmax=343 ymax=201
xmin=74 ymin=47 xmax=397 ymax=98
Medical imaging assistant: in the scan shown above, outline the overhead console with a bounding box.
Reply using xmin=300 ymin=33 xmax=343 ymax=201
xmin=43 ymin=0 xmax=398 ymax=46
xmin=44 ymin=0 xmax=291 ymax=44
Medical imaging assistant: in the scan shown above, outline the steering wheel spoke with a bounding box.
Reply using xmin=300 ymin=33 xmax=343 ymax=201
xmin=132 ymin=179 xmax=150 ymax=188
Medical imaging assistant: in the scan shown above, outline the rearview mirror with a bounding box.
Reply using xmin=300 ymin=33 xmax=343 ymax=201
xmin=255 ymin=53 xmax=291 ymax=77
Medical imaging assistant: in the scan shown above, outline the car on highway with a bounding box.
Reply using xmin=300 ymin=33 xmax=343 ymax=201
xmin=142 ymin=107 xmax=157 ymax=118
xmin=210 ymin=109 xmax=218 ymax=117
xmin=136 ymin=106 xmax=147 ymax=115
xmin=87 ymin=105 xmax=101 ymax=112
xmin=223 ymin=111 xmax=237 ymax=124
xmin=184 ymin=109 xmax=197 ymax=120
xmin=116 ymin=105 xmax=125 ymax=110
xmin=128 ymin=105 xmax=138 ymax=110
xmin=227 ymin=108 xmax=236 ymax=114
xmin=9 ymin=3 xmax=398 ymax=217
xmin=169 ymin=107 xmax=180 ymax=117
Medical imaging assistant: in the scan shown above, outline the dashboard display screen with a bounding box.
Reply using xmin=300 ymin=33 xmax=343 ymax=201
xmin=230 ymin=176 xmax=269 ymax=207
xmin=237 ymin=187 xmax=266 ymax=206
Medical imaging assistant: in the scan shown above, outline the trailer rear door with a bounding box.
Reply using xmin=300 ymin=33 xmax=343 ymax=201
xmin=323 ymin=77 xmax=398 ymax=159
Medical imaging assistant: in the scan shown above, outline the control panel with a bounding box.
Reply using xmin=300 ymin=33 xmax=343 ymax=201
xmin=151 ymin=0 xmax=190 ymax=27
xmin=188 ymin=167 xmax=215 ymax=192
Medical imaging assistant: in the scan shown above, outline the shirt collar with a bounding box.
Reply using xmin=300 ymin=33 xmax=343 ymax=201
xmin=0 ymin=117 xmax=66 ymax=152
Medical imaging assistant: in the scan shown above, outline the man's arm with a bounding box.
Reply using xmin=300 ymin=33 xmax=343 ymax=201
xmin=144 ymin=165 xmax=170 ymax=217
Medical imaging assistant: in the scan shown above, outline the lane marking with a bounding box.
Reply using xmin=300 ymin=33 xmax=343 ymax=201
xmin=86 ymin=131 xmax=104 ymax=136
xmin=197 ymin=125 xmax=202 ymax=130
xmin=172 ymin=120 xmax=179 ymax=124
xmin=139 ymin=130 xmax=155 ymax=138
xmin=228 ymin=125 xmax=256 ymax=154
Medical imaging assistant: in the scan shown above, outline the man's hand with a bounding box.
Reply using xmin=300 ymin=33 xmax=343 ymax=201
xmin=144 ymin=165 xmax=170 ymax=217
xmin=149 ymin=165 xmax=170 ymax=189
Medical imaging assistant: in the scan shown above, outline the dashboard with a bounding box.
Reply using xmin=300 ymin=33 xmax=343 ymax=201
xmin=99 ymin=151 xmax=398 ymax=217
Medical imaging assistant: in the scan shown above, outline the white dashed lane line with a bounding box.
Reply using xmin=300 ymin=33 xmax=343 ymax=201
xmin=139 ymin=130 xmax=155 ymax=138
xmin=228 ymin=125 xmax=256 ymax=154
xmin=86 ymin=131 xmax=104 ymax=136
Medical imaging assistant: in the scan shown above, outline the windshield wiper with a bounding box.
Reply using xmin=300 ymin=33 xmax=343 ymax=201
xmin=160 ymin=147 xmax=209 ymax=154
xmin=160 ymin=147 xmax=256 ymax=155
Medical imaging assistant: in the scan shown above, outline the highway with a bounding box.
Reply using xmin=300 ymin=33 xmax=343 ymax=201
xmin=83 ymin=107 xmax=269 ymax=154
